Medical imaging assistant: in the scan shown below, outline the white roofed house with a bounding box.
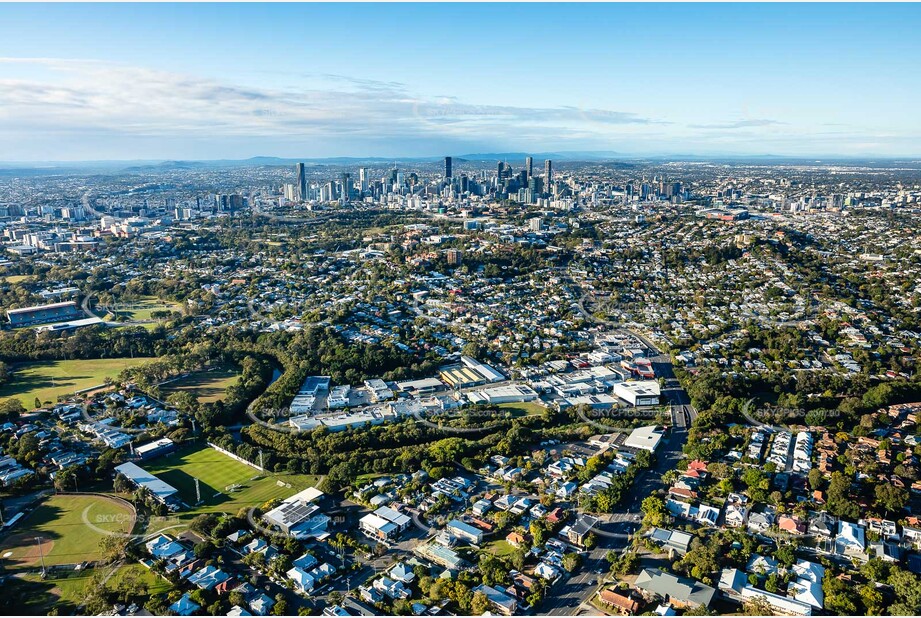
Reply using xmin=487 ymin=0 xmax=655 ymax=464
xmin=388 ymin=562 xmax=416 ymax=584
xmin=695 ymin=503 xmax=720 ymax=527
xmin=373 ymin=576 xmax=410 ymax=600
xmin=535 ymin=561 xmax=562 ymax=580
xmin=902 ymin=525 xmax=921 ymax=549
xmin=287 ymin=566 xmax=316 ymax=594
xmin=724 ymin=495 xmax=750 ymax=528
xmin=835 ymin=521 xmax=866 ymax=559
xmin=188 ymin=565 xmax=230 ymax=590
xmin=746 ymin=554 xmax=780 ymax=577
xmin=788 ymin=560 xmax=825 ymax=610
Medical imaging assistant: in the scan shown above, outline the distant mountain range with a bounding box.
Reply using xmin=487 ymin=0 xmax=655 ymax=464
xmin=2 ymin=152 xmax=920 ymax=174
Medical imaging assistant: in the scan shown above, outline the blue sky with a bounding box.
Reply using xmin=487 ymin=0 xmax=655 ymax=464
xmin=1 ymin=3 xmax=920 ymax=160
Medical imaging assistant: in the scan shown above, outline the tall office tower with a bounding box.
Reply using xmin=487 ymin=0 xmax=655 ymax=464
xmin=444 ymin=156 xmax=453 ymax=179
xmin=340 ymin=173 xmax=351 ymax=203
xmin=544 ymin=159 xmax=552 ymax=186
xmin=525 ymin=156 xmax=533 ymax=178
xmin=359 ymin=167 xmax=369 ymax=193
xmin=459 ymin=174 xmax=469 ymax=193
xmin=497 ymin=161 xmax=505 ymax=178
xmin=528 ymin=176 xmax=543 ymax=196
xmin=295 ymin=163 xmax=306 ymax=200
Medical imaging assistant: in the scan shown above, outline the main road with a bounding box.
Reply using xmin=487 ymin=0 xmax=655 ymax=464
xmin=541 ymin=312 xmax=695 ymax=615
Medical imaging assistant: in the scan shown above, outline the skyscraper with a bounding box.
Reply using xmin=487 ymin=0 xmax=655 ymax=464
xmin=295 ymin=163 xmax=307 ymax=201
xmin=525 ymin=156 xmax=533 ymax=178
xmin=444 ymin=156 xmax=453 ymax=179
xmin=544 ymin=159 xmax=553 ymax=188
xmin=359 ymin=167 xmax=369 ymax=193
xmin=340 ymin=173 xmax=351 ymax=203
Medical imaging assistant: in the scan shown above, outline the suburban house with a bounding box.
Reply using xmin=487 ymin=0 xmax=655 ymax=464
xmin=634 ymin=568 xmax=716 ymax=610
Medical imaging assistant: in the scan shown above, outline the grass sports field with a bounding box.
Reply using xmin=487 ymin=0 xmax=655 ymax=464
xmin=160 ymin=365 xmax=241 ymax=403
xmin=0 ymin=357 xmax=155 ymax=409
xmin=101 ymin=295 xmax=181 ymax=323
xmin=143 ymin=445 xmax=322 ymax=521
xmin=9 ymin=561 xmax=169 ymax=614
xmin=0 ymin=494 xmax=134 ymax=568
xmin=497 ymin=401 xmax=547 ymax=416
xmin=1 ymin=274 xmax=33 ymax=284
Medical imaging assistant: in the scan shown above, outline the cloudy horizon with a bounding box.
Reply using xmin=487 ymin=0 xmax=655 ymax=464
xmin=1 ymin=3 xmax=920 ymax=161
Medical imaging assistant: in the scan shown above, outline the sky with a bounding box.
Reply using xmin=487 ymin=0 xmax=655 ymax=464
xmin=1 ymin=2 xmax=920 ymax=161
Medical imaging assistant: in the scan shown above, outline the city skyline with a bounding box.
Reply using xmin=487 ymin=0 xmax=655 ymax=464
xmin=2 ymin=3 xmax=921 ymax=161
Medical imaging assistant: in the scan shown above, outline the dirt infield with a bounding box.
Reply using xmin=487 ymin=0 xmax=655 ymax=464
xmin=1 ymin=534 xmax=55 ymax=568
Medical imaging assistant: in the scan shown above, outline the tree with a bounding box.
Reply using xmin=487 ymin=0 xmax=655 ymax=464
xmin=190 ymin=513 xmax=219 ymax=537
xmin=742 ymin=596 xmax=773 ymax=616
xmin=741 ymin=467 xmax=770 ymax=501
xmin=529 ymin=520 xmax=547 ymax=546
xmin=609 ymin=551 xmax=639 ymax=577
xmin=775 ymin=544 xmax=796 ymax=568
xmin=824 ymin=572 xmax=860 ymax=615
xmin=81 ymin=572 xmax=112 ymax=615
xmin=874 ymin=483 xmax=908 ymax=514
xmin=99 ymin=534 xmax=129 ymax=564
xmin=807 ymin=468 xmax=823 ymax=491
xmin=859 ymin=584 xmax=885 ymax=615
xmin=641 ymin=496 xmax=667 ymax=528
xmin=888 ymin=568 xmax=921 ymax=612
xmin=471 ymin=591 xmax=490 ymax=615
xmin=271 ymin=595 xmax=288 ymax=616
xmin=0 ymin=398 xmax=24 ymax=422
xmin=826 ymin=472 xmax=860 ymax=519
xmin=54 ymin=467 xmax=78 ymax=492
xmin=562 ymin=552 xmax=582 ymax=573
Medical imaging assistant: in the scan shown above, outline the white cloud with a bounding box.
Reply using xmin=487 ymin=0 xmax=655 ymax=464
xmin=0 ymin=57 xmax=656 ymax=145
xmin=1 ymin=57 xmax=917 ymax=159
